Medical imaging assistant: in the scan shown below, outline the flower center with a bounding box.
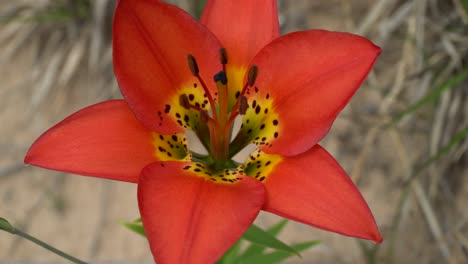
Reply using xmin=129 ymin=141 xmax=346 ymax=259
xmin=179 ymin=49 xmax=259 ymax=169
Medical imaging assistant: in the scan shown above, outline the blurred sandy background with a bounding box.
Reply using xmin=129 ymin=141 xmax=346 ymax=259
xmin=1 ymin=0 xmax=467 ymax=263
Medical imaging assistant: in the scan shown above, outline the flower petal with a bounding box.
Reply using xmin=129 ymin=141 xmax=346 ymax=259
xmin=260 ymin=145 xmax=382 ymax=243
xmin=201 ymin=0 xmax=279 ymax=67
xmin=138 ymin=161 xmax=265 ymax=264
xmin=113 ymin=0 xmax=221 ymax=134
xmin=249 ymin=30 xmax=381 ymax=156
xmin=25 ymin=100 xmax=156 ymax=183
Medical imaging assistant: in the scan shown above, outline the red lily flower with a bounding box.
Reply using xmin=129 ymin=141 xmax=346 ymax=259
xmin=25 ymin=0 xmax=382 ymax=263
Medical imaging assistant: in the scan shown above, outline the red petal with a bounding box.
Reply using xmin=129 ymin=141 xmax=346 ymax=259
xmin=201 ymin=0 xmax=279 ymax=67
xmin=25 ymin=100 xmax=155 ymax=183
xmin=263 ymin=145 xmax=382 ymax=243
xmin=250 ymin=30 xmax=381 ymax=156
xmin=138 ymin=162 xmax=265 ymax=264
xmin=113 ymin=0 xmax=221 ymax=133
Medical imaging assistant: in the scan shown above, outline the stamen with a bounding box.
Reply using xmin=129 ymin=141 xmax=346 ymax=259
xmin=179 ymin=94 xmax=191 ymax=110
xmin=219 ymin=48 xmax=228 ymax=65
xmin=187 ymin=54 xmax=199 ymax=76
xmin=239 ymin=96 xmax=248 ymax=115
xmin=179 ymin=94 xmax=203 ymax=112
xmin=200 ymin=110 xmax=209 ymax=123
xmin=186 ymin=53 xmax=217 ymax=121
xmin=247 ymin=65 xmax=258 ymax=87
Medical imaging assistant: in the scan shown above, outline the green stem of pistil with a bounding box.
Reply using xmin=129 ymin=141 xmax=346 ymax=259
xmin=210 ymin=72 xmax=231 ymax=164
xmin=0 ymin=218 xmax=88 ymax=264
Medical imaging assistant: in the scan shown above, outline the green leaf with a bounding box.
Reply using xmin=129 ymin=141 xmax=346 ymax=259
xmin=242 ymin=241 xmax=320 ymax=264
xmin=241 ymin=220 xmax=289 ymax=258
xmin=461 ymin=0 xmax=468 ymax=14
xmin=0 ymin=217 xmax=16 ymax=234
xmin=242 ymin=224 xmax=300 ymax=257
xmin=391 ymin=67 xmax=468 ymax=126
xmin=121 ymin=222 xmax=146 ymax=237
xmin=216 ymin=240 xmax=243 ymax=264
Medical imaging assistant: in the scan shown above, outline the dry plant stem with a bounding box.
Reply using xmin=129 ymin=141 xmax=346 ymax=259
xmin=357 ymin=0 xmax=397 ymax=35
xmin=351 ymin=12 xmax=414 ymax=183
xmin=87 ymin=181 xmax=113 ymax=260
xmin=8 ymin=175 xmax=65 ymax=255
xmin=388 ymin=129 xmax=452 ymax=263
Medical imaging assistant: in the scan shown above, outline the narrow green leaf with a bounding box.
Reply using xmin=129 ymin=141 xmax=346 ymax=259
xmin=121 ymin=222 xmax=146 ymax=237
xmin=417 ymin=125 xmax=468 ymax=172
xmin=241 ymin=220 xmax=289 ymax=258
xmin=266 ymin=219 xmax=289 ymax=236
xmin=391 ymin=67 xmax=468 ymax=125
xmin=242 ymin=241 xmax=320 ymax=264
xmin=242 ymin=224 xmax=300 ymax=257
xmin=216 ymin=240 xmax=243 ymax=264
xmin=194 ymin=0 xmax=208 ymax=19
xmin=0 ymin=217 xmax=16 ymax=234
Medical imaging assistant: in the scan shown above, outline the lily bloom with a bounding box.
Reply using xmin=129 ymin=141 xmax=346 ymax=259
xmin=25 ymin=0 xmax=382 ymax=263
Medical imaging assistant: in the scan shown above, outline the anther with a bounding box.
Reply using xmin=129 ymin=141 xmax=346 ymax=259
xmin=247 ymin=65 xmax=258 ymax=86
xmin=200 ymin=110 xmax=209 ymax=123
xmin=187 ymin=54 xmax=199 ymax=76
xmin=179 ymin=94 xmax=191 ymax=110
xmin=239 ymin=95 xmax=248 ymax=115
xmin=219 ymin=48 xmax=228 ymax=65
xmin=214 ymin=71 xmax=227 ymax=85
